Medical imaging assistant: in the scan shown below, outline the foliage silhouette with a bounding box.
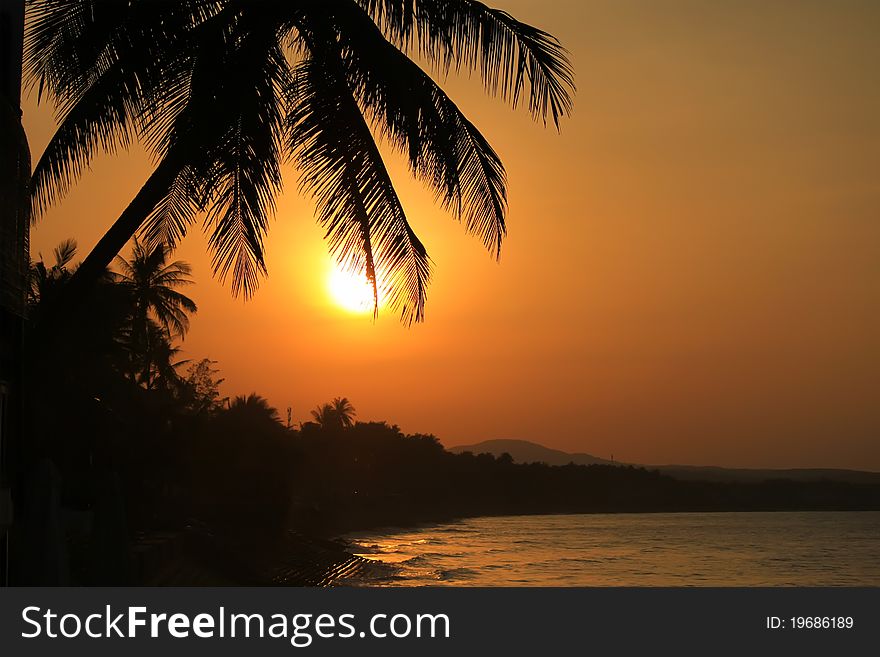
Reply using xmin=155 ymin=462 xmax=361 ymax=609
xmin=189 ymin=393 xmax=292 ymax=533
xmin=28 ymin=237 xmax=78 ymax=307
xmin=177 ymin=358 xmax=226 ymax=416
xmin=310 ymin=397 xmax=357 ymax=431
xmin=113 ymin=239 xmax=197 ymax=388
xmin=114 ymin=239 xmax=197 ymax=339
xmin=290 ymin=419 xmax=880 ymax=533
xmin=230 ymin=393 xmax=282 ymax=424
xmin=26 ymin=0 xmax=575 ymax=323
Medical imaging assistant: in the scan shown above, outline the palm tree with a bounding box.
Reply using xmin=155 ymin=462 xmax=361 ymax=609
xmin=228 ymin=393 xmax=282 ymax=426
xmin=114 ymin=239 xmax=198 ymax=339
xmin=310 ymin=403 xmax=337 ymax=431
xmin=26 ymin=0 xmax=575 ymax=324
xmin=27 ymin=238 xmax=121 ymax=334
xmin=113 ymin=240 xmax=197 ymax=388
xmin=311 ymin=397 xmax=357 ymax=431
xmin=29 ymin=238 xmax=78 ymax=306
xmin=143 ymin=327 xmax=190 ymax=392
xmin=121 ymin=317 xmax=190 ymax=391
xmin=27 ymin=238 xmax=194 ymax=390
xmin=329 ymin=397 xmax=356 ymax=429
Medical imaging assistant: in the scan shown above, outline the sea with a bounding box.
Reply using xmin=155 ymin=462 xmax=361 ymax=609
xmin=344 ymin=511 xmax=880 ymax=586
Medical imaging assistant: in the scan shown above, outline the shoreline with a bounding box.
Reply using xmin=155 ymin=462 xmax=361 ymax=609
xmin=336 ymin=507 xmax=880 ymax=545
xmin=320 ymin=500 xmax=880 ymax=539
xmin=126 ymin=508 xmax=880 ymax=586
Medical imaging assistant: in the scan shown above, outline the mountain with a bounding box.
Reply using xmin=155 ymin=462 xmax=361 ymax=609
xmin=446 ymin=439 xmax=880 ymax=485
xmin=448 ymin=439 xmax=616 ymax=467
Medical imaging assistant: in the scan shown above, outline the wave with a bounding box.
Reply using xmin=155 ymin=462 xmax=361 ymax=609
xmin=436 ymin=566 xmax=479 ymax=581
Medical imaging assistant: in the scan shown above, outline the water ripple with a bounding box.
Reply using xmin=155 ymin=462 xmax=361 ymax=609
xmin=345 ymin=511 xmax=880 ymax=586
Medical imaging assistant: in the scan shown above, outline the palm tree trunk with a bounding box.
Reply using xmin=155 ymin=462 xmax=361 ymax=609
xmin=63 ymin=155 xmax=182 ymax=305
xmin=0 ymin=0 xmax=28 ymax=586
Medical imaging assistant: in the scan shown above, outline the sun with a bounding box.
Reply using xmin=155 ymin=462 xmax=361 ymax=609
xmin=328 ymin=267 xmax=376 ymax=314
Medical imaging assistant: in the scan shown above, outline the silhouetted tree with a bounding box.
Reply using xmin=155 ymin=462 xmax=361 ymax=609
xmin=331 ymin=397 xmax=357 ymax=429
xmin=28 ymin=238 xmax=78 ymax=306
xmin=26 ymin=0 xmax=574 ymax=323
xmin=310 ymin=403 xmax=336 ymax=431
xmin=193 ymin=392 xmax=292 ymax=532
xmin=141 ymin=325 xmax=189 ymax=392
xmin=27 ymin=240 xmax=128 ymax=380
xmin=177 ymin=358 xmax=225 ymax=416
xmin=311 ymin=397 xmax=357 ymax=431
xmin=229 ymin=394 xmax=282 ymax=427
xmin=113 ymin=240 xmax=196 ymax=388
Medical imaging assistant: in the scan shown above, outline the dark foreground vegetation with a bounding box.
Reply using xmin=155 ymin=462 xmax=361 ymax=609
xmin=11 ymin=243 xmax=880 ymax=585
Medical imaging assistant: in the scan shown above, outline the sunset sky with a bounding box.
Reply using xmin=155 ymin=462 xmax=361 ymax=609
xmin=23 ymin=0 xmax=879 ymax=470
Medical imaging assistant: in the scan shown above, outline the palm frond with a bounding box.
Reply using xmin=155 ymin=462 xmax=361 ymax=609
xmin=52 ymin=238 xmax=78 ymax=269
xmin=163 ymin=15 xmax=289 ymax=298
xmin=26 ymin=2 xmax=199 ymax=217
xmin=29 ymin=58 xmax=136 ymax=217
xmin=288 ymin=49 xmax=432 ymax=324
xmin=26 ymin=0 xmax=217 ymax=217
xmin=153 ymin=260 xmax=196 ymax=287
xmin=138 ymin=165 xmax=200 ymax=252
xmin=330 ymin=2 xmax=508 ymax=256
xmin=25 ymin=0 xmax=129 ymax=102
xmin=359 ymin=0 xmax=575 ymax=127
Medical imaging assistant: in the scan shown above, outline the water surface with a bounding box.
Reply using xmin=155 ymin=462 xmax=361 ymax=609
xmin=345 ymin=512 xmax=880 ymax=586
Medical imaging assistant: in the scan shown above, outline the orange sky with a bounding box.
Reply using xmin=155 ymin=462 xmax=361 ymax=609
xmin=23 ymin=0 xmax=880 ymax=469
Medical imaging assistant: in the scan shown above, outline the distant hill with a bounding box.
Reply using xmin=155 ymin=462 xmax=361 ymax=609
xmin=447 ymin=439 xmax=880 ymax=485
xmin=449 ymin=439 xmax=616 ymax=467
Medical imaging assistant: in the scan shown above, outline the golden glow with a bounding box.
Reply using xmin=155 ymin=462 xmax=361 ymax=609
xmin=328 ymin=266 xmax=375 ymax=314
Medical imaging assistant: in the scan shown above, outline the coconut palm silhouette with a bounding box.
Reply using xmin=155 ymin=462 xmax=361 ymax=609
xmin=330 ymin=397 xmax=357 ymax=429
xmin=28 ymin=238 xmax=78 ymax=305
xmin=229 ymin=393 xmax=283 ymax=427
xmin=311 ymin=397 xmax=357 ymax=431
xmin=114 ymin=239 xmax=197 ymax=342
xmin=25 ymin=0 xmax=575 ymax=323
xmin=113 ymin=240 xmax=197 ymax=387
